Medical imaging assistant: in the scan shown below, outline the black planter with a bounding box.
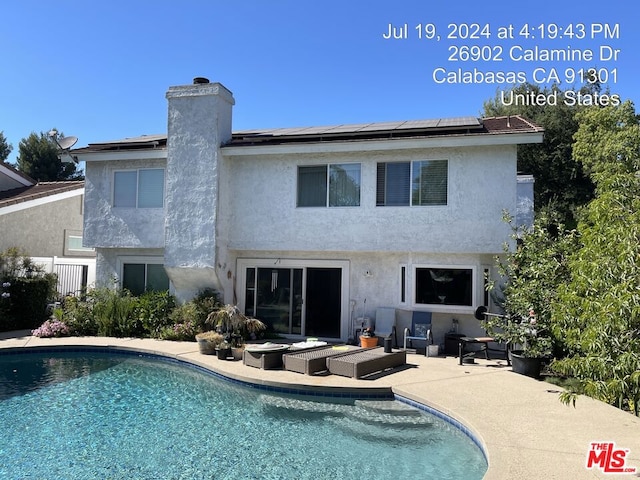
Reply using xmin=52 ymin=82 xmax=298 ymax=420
xmin=217 ymin=347 xmax=232 ymax=360
xmin=510 ymin=350 xmax=542 ymax=379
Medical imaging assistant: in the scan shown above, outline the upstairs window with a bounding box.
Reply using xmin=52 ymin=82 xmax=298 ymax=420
xmin=377 ymin=160 xmax=448 ymax=206
xmin=114 ymin=168 xmax=165 ymax=208
xmin=297 ymin=164 xmax=361 ymax=207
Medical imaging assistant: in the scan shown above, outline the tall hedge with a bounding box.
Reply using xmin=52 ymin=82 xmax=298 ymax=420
xmin=1 ymin=276 xmax=56 ymax=331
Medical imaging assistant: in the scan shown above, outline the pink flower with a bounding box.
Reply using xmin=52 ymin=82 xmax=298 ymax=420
xmin=32 ymin=319 xmax=69 ymax=338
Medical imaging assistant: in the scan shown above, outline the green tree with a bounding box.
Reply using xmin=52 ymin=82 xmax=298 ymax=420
xmin=16 ymin=130 xmax=82 ymax=181
xmin=487 ymin=209 xmax=578 ymax=358
xmin=0 ymin=131 xmax=12 ymax=162
xmin=572 ymin=100 xmax=640 ymax=177
xmin=483 ymin=83 xmax=594 ymax=227
xmin=551 ymin=101 xmax=640 ymax=415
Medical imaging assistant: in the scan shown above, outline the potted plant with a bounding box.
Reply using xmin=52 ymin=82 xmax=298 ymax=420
xmin=216 ymin=339 xmax=232 ymax=360
xmin=483 ymin=307 xmax=552 ymax=378
xmin=360 ymin=327 xmax=378 ymax=348
xmin=228 ymin=332 xmax=246 ymax=360
xmin=195 ymin=331 xmax=224 ymax=355
xmin=207 ymin=304 xmax=266 ymax=360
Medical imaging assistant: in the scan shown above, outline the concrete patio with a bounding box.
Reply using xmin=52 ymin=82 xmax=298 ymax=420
xmin=1 ymin=331 xmax=639 ymax=479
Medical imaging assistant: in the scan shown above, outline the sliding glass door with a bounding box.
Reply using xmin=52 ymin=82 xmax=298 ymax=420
xmin=250 ymin=268 xmax=303 ymax=335
xmin=244 ymin=265 xmax=342 ymax=338
xmin=305 ymin=268 xmax=341 ymax=338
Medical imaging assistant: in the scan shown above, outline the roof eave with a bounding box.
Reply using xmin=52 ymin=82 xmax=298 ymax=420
xmin=0 ymin=184 xmax=84 ymax=214
xmin=75 ymin=149 xmax=168 ymax=163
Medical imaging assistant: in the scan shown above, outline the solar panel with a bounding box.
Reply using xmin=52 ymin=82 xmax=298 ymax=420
xmin=227 ymin=116 xmax=484 ymax=143
xmin=437 ymin=116 xmax=481 ymax=128
xmin=358 ymin=121 xmax=406 ymax=132
xmin=396 ymin=119 xmax=440 ymax=129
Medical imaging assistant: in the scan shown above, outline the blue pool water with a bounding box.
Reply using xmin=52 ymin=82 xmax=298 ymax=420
xmin=0 ymin=351 xmax=487 ymax=479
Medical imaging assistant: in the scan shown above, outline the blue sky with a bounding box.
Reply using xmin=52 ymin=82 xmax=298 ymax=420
xmin=1 ymin=1 xmax=637 ymax=164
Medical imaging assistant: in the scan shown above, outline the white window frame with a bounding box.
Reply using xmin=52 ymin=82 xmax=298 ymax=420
xmin=412 ymin=264 xmax=477 ymax=313
xmin=236 ymin=258 xmax=351 ymax=340
xmin=297 ymin=163 xmax=361 ymax=208
xmin=113 ymin=168 xmax=165 ymax=208
xmin=64 ymin=229 xmax=95 ymax=257
xmin=377 ymin=160 xmax=449 ymax=207
xmin=116 ymin=256 xmax=171 ymax=294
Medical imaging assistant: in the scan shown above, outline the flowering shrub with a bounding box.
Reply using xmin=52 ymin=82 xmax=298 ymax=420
xmin=0 ymin=282 xmax=10 ymax=330
xmin=33 ymin=287 xmax=222 ymax=341
xmin=32 ymin=319 xmax=70 ymax=338
xmin=159 ymin=319 xmax=198 ymax=341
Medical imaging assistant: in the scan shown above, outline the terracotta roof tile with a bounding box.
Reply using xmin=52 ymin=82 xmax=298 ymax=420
xmin=482 ymin=115 xmax=544 ymax=134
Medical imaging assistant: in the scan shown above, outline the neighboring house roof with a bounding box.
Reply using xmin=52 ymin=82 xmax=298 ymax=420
xmin=0 ymin=181 xmax=84 ymax=209
xmin=72 ymin=115 xmax=543 ymax=153
xmin=0 ymin=162 xmax=36 ymax=192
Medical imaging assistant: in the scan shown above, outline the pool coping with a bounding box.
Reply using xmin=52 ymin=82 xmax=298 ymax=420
xmin=2 ymin=333 xmax=639 ymax=480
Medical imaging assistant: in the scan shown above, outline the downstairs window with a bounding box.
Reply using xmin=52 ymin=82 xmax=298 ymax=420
xmin=414 ymin=267 xmax=473 ymax=307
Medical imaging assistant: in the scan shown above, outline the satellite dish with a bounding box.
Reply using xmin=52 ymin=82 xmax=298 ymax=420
xmin=51 ymin=133 xmax=79 ymax=164
xmin=57 ymin=136 xmax=78 ymax=150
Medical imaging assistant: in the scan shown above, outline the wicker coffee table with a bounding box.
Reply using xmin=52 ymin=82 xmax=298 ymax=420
xmin=283 ymin=345 xmax=362 ymax=375
xmin=326 ymin=347 xmax=406 ymax=378
xmin=243 ymin=343 xmax=290 ymax=369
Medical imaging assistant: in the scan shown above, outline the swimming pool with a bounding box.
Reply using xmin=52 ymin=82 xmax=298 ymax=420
xmin=0 ymin=350 xmax=487 ymax=479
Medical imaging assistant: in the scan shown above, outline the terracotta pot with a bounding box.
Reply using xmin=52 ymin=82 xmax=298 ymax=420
xmin=360 ymin=335 xmax=378 ymax=348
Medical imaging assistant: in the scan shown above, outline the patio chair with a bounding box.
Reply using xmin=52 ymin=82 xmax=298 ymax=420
xmin=403 ymin=311 xmax=433 ymax=355
xmin=375 ymin=307 xmax=398 ymax=348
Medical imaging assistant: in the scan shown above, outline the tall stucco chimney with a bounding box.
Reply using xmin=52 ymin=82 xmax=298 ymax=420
xmin=164 ymin=79 xmax=235 ymax=301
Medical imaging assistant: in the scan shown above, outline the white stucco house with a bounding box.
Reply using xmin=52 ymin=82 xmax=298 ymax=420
xmin=73 ymin=78 xmax=542 ymax=345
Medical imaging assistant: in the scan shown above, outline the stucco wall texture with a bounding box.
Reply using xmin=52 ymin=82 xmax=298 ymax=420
xmin=83 ymin=159 xmax=166 ymax=249
xmin=221 ymin=146 xmax=515 ymax=254
xmin=0 ymin=194 xmax=84 ymax=257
